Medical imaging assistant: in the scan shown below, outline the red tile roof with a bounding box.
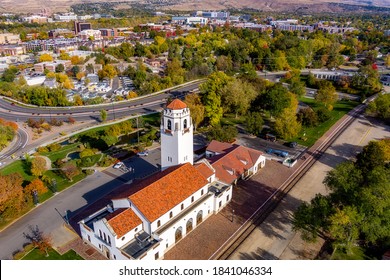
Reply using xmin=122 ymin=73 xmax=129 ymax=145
xmin=207 ymin=140 xmax=235 ymax=154
xmin=106 ymin=208 xmax=142 ymax=238
xmin=129 ymin=163 xmax=208 ymax=222
xmin=166 ymin=99 xmax=187 ymax=110
xmin=195 ymin=161 xmax=214 ymax=180
xmin=208 ymin=142 xmax=264 ymax=184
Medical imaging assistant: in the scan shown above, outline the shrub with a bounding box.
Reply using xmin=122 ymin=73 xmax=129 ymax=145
xmin=37 ymin=146 xmax=49 ymax=153
xmin=315 ymin=107 xmax=332 ymax=123
xmin=84 ymin=169 xmax=95 ymax=176
xmin=47 ymin=143 xmax=61 ymax=152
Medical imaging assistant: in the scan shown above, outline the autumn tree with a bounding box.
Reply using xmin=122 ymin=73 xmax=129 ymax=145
xmin=184 ymin=93 xmax=205 ymax=131
xmin=39 ymin=53 xmax=53 ymax=62
xmin=61 ymin=162 xmax=80 ymax=181
xmin=23 ymin=225 xmax=52 ymax=257
xmin=98 ymin=64 xmax=117 ymax=80
xmin=31 ymin=156 xmax=47 ymax=177
xmin=24 ymin=178 xmax=48 ymax=202
xmin=0 ymin=173 xmax=24 ymax=219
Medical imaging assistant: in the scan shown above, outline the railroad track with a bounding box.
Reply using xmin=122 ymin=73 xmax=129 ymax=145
xmin=211 ymin=103 xmax=366 ymax=260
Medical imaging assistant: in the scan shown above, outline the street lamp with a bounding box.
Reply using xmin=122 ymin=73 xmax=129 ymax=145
xmin=32 ymin=190 xmax=39 ymax=205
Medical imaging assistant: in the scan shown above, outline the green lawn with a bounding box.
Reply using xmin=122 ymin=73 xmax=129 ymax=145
xmin=290 ymin=97 xmax=359 ymax=147
xmin=221 ymin=113 xmax=246 ymax=126
xmin=22 ymin=248 xmax=83 ymax=260
xmin=42 ymin=143 xmax=80 ymax=162
xmin=0 ymin=160 xmax=33 ymax=181
xmin=142 ymin=112 xmax=161 ymax=127
xmin=43 ymin=169 xmax=86 ymax=192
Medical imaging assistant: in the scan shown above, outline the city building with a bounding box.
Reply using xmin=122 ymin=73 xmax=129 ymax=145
xmin=22 ymin=15 xmax=49 ymax=24
xmin=77 ymin=30 xmax=102 ymax=41
xmin=48 ymin=29 xmax=74 ymax=38
xmin=74 ymin=22 xmax=93 ymax=35
xmin=0 ymin=33 xmax=20 ymax=44
xmin=54 ymin=13 xmax=78 ymax=22
xmin=77 ymin=99 xmax=266 ymax=260
xmin=0 ymin=45 xmax=26 ymax=56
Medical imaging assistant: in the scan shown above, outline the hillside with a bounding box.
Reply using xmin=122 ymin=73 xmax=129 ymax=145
xmin=1 ymin=0 xmax=389 ymax=14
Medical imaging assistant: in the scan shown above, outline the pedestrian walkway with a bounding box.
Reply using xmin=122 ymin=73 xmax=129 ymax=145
xmin=55 ymin=224 xmax=106 ymax=260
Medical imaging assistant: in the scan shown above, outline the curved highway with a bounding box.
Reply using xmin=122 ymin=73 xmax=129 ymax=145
xmin=0 ymin=127 xmax=28 ymax=161
xmin=0 ymin=82 xmax=203 ymax=123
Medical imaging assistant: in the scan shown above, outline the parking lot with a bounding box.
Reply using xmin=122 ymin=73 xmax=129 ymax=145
xmin=236 ymin=133 xmax=306 ymax=161
xmin=103 ymin=147 xmax=161 ymax=182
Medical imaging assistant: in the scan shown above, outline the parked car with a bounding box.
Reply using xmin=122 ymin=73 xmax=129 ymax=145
xmin=289 ymin=142 xmax=297 ymax=148
xmin=113 ymin=162 xmax=124 ymax=169
xmin=137 ymin=151 xmax=149 ymax=157
xmin=265 ymin=148 xmax=289 ymax=158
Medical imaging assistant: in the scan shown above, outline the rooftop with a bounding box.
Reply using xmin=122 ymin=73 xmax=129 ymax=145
xmin=166 ymin=99 xmax=187 ymax=110
xmin=128 ymin=163 xmax=208 ymax=222
xmin=106 ymin=207 xmax=142 ymax=238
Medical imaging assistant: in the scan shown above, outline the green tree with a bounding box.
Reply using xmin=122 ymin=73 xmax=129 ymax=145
xmin=200 ymin=71 xmax=232 ymax=126
xmin=221 ymin=79 xmax=257 ymax=118
xmin=55 ymin=63 xmax=64 ymax=73
xmin=100 ymin=109 xmax=107 ymax=122
xmin=246 ymin=112 xmax=264 ymax=136
xmin=252 ymin=83 xmax=292 ymax=117
xmin=274 ymin=106 xmax=302 ymax=139
xmin=297 ymin=107 xmax=318 ymax=127
xmin=315 ymin=81 xmax=338 ymax=110
xmin=207 ymin=125 xmax=238 ymax=143
xmin=366 ymin=93 xmax=390 ymax=123
xmin=61 ymin=162 xmax=80 ymax=181
xmin=184 ymin=93 xmax=204 ymax=131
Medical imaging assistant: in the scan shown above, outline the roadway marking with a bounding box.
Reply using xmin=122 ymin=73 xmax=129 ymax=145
xmin=358 ymin=125 xmax=373 ymax=146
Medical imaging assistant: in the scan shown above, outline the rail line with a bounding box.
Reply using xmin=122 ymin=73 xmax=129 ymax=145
xmin=211 ymin=103 xmax=366 ymax=260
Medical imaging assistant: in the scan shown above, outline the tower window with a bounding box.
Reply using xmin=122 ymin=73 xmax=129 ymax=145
xmin=169 ymin=211 xmax=173 ymax=218
xmin=183 ymin=119 xmax=187 ymax=129
xmin=167 ymin=120 xmax=171 ymax=130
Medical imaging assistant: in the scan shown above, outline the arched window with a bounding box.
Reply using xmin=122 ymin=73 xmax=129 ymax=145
xmin=183 ymin=119 xmax=187 ymax=129
xmin=186 ymin=219 xmax=193 ymax=234
xmin=201 ymin=189 xmax=204 ymax=196
xmin=181 ymin=204 xmax=184 ymax=210
xmin=196 ymin=210 xmax=203 ymax=226
xmin=157 ymin=220 xmax=161 ymax=227
xmin=169 ymin=211 xmax=173 ymax=219
xmin=167 ymin=120 xmax=171 ymax=130
xmin=191 ymin=196 xmax=194 ymax=203
xmin=175 ymin=227 xmax=183 ymax=244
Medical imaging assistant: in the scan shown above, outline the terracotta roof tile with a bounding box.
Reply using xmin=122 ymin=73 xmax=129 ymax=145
xmin=208 ymin=144 xmax=264 ymax=184
xmin=195 ymin=161 xmax=214 ymax=179
xmin=166 ymin=99 xmax=187 ymax=110
xmin=206 ymin=140 xmax=234 ymax=154
xmin=129 ymin=163 xmax=208 ymax=222
xmin=106 ymin=208 xmax=142 ymax=238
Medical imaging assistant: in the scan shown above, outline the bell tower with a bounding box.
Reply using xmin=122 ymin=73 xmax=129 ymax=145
xmin=160 ymin=99 xmax=193 ymax=170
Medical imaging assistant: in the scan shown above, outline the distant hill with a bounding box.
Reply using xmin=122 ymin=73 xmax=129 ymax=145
xmin=1 ymin=0 xmax=390 ymax=14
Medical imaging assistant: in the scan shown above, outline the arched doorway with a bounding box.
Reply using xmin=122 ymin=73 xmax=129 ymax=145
xmin=196 ymin=211 xmax=203 ymax=226
xmin=175 ymin=227 xmax=183 ymax=244
xmin=186 ymin=219 xmax=193 ymax=234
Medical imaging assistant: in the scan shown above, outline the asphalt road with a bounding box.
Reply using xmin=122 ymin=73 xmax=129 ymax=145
xmin=0 ymin=127 xmax=28 ymax=162
xmin=0 ymin=147 xmax=161 ymax=260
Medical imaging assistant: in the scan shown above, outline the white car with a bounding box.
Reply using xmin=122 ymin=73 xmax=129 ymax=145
xmin=113 ymin=162 xmax=124 ymax=169
xmin=137 ymin=151 xmax=149 ymax=157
